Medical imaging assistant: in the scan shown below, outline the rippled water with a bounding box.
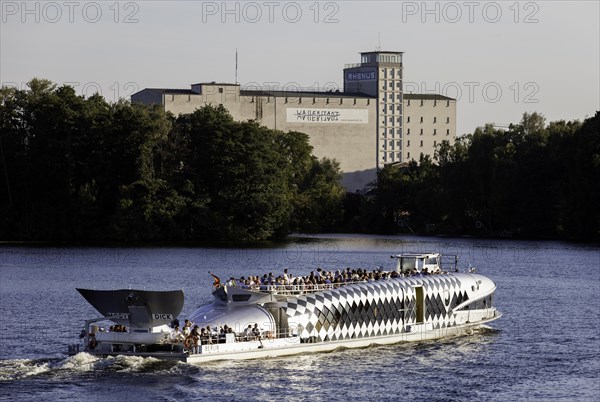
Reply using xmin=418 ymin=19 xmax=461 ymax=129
xmin=1 ymin=235 xmax=599 ymax=401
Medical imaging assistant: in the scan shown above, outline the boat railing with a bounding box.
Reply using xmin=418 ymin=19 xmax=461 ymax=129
xmin=228 ymin=271 xmax=450 ymax=296
xmin=231 ymin=279 xmax=384 ymax=295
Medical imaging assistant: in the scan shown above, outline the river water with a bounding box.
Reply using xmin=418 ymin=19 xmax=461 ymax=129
xmin=0 ymin=235 xmax=598 ymax=401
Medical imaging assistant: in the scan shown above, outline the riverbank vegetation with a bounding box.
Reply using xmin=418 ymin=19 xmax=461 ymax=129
xmin=0 ymin=79 xmax=345 ymax=241
xmin=348 ymin=111 xmax=600 ymax=241
xmin=1 ymin=79 xmax=598 ymax=241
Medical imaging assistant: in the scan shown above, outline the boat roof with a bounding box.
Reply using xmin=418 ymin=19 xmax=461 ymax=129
xmin=391 ymin=252 xmax=440 ymax=258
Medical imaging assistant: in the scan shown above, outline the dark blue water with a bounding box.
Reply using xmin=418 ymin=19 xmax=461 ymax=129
xmin=1 ymin=235 xmax=599 ymax=401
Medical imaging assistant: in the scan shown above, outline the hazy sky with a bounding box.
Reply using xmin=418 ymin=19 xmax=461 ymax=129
xmin=2 ymin=0 xmax=599 ymax=134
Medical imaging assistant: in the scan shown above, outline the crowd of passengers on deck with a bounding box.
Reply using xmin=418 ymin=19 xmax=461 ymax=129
xmin=220 ymin=266 xmax=447 ymax=293
xmin=167 ymin=319 xmax=267 ymax=354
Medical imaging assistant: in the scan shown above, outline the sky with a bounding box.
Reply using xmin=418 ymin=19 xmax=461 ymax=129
xmin=1 ymin=0 xmax=599 ymax=134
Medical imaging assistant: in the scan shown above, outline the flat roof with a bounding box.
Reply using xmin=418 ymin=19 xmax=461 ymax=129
xmin=360 ymin=50 xmax=404 ymax=54
xmin=136 ymin=87 xmax=454 ymax=101
xmin=241 ymin=89 xmax=375 ymax=99
xmin=141 ymin=88 xmax=197 ymax=95
xmin=404 ymin=93 xmax=455 ymax=101
xmin=191 ymin=82 xmax=240 ymax=86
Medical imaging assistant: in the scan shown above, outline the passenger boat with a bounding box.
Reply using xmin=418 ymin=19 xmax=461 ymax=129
xmin=69 ymin=253 xmax=501 ymax=363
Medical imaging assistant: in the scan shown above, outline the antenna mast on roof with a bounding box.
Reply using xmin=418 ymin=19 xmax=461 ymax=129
xmin=235 ymin=49 xmax=238 ymax=84
xmin=377 ymin=33 xmax=381 ymax=51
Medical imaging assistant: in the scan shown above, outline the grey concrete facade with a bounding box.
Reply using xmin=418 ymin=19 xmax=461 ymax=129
xmin=133 ymin=85 xmax=377 ymax=192
xmin=132 ymin=51 xmax=456 ymax=192
xmin=403 ymin=94 xmax=457 ymax=162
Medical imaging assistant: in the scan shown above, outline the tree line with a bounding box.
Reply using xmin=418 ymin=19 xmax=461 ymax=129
xmin=1 ymin=79 xmax=598 ymax=242
xmin=347 ymin=111 xmax=600 ymax=240
xmin=0 ymin=79 xmax=345 ymax=241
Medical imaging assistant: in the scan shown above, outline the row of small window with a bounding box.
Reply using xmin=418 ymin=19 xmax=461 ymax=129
xmin=381 ymin=80 xmax=402 ymax=90
xmin=380 ymin=93 xmax=401 ymax=101
xmin=381 ymin=152 xmax=426 ymax=162
xmin=407 ymin=116 xmax=451 ymax=124
xmin=406 ymin=99 xmax=451 ymax=107
xmin=404 ymin=140 xmax=440 ymax=147
xmin=405 ymin=128 xmax=451 ymax=136
xmin=382 ymin=140 xmax=403 ymax=150
xmin=381 ymin=68 xmax=402 ymax=79
xmin=381 ymin=104 xmax=403 ymax=114
xmin=381 ymin=128 xmax=401 ymax=136
xmin=280 ymin=97 xmax=368 ymax=105
xmin=382 ymin=152 xmax=402 ymax=162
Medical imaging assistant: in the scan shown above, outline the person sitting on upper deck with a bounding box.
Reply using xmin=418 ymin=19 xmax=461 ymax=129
xmin=252 ymin=323 xmax=261 ymax=340
xmin=243 ymin=324 xmax=253 ymax=341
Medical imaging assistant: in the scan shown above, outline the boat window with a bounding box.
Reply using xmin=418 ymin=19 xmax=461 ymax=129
xmin=232 ymin=294 xmax=251 ymax=302
xmin=415 ymin=286 xmax=424 ymax=323
xmin=425 ymin=257 xmax=438 ymax=265
xmin=400 ymin=257 xmax=416 ymax=272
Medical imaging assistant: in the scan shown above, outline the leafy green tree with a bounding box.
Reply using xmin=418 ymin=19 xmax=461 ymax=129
xmin=367 ymin=111 xmax=599 ymax=240
xmin=172 ymin=105 xmax=294 ymax=240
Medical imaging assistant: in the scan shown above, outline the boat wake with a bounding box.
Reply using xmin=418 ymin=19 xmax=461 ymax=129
xmin=0 ymin=353 xmax=184 ymax=381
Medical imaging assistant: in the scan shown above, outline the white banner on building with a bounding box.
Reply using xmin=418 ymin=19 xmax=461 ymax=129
xmin=287 ymin=108 xmax=368 ymax=124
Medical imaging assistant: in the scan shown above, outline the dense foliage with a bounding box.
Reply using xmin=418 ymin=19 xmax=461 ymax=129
xmin=1 ymin=80 xmax=597 ymax=242
xmin=359 ymin=112 xmax=600 ymax=240
xmin=0 ymin=79 xmax=345 ymax=241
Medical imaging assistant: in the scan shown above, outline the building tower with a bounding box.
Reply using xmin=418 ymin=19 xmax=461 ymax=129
xmin=344 ymin=51 xmax=404 ymax=168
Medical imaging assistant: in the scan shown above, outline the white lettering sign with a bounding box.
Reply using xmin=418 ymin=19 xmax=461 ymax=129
xmin=346 ymin=70 xmax=376 ymax=81
xmin=287 ymin=108 xmax=368 ymax=124
xmin=153 ymin=313 xmax=174 ymax=320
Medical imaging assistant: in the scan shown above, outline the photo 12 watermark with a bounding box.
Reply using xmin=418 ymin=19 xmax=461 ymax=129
xmin=1 ymin=81 xmax=140 ymax=102
xmin=400 ymin=1 xmax=540 ymax=24
xmin=240 ymin=81 xmax=340 ymax=100
xmin=200 ymin=1 xmax=340 ymax=23
xmin=404 ymin=81 xmax=540 ymax=104
xmin=1 ymin=1 xmax=140 ymax=24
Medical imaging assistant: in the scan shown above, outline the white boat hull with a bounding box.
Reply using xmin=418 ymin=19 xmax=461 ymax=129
xmin=78 ymin=309 xmax=500 ymax=364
